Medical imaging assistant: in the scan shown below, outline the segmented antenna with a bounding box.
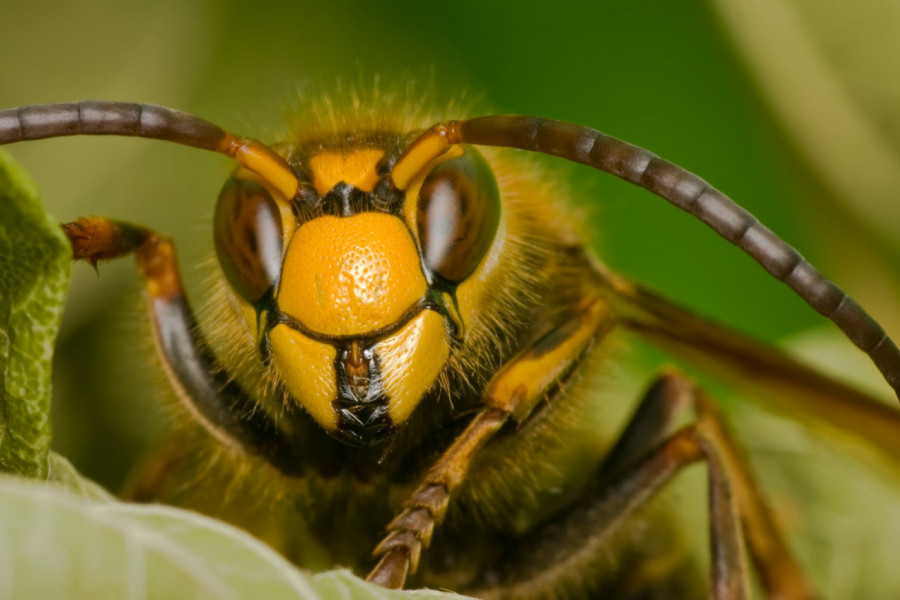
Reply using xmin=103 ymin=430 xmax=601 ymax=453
xmin=0 ymin=101 xmax=299 ymax=200
xmin=392 ymin=115 xmax=900 ymax=402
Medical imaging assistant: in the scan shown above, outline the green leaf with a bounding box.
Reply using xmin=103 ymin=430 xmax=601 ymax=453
xmin=0 ymin=476 xmax=465 ymax=600
xmin=0 ymin=148 xmax=71 ymax=478
xmin=46 ymin=452 xmax=116 ymax=502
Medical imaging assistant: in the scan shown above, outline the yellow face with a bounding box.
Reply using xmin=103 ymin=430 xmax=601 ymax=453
xmin=213 ymin=144 xmax=502 ymax=446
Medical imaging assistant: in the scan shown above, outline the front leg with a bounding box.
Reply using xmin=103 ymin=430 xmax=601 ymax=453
xmin=366 ymin=297 xmax=617 ymax=588
xmin=63 ymin=216 xmax=300 ymax=474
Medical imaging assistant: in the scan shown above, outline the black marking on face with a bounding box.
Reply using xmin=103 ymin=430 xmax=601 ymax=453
xmin=291 ymin=181 xmax=322 ymax=221
xmin=284 ymin=131 xmax=412 ymax=223
xmin=267 ymin=296 xmax=439 ymax=345
xmin=287 ymin=177 xmax=406 ymax=222
xmin=372 ymin=174 xmax=404 ymax=214
xmin=332 ymin=341 xmax=395 ymax=447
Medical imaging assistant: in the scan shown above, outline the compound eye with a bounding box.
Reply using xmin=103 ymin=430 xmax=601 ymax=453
xmin=214 ymin=175 xmax=283 ymax=305
xmin=416 ymin=148 xmax=501 ymax=284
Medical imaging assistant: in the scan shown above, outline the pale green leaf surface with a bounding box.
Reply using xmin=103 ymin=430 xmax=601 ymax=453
xmin=0 ymin=148 xmax=71 ymax=478
xmin=46 ymin=452 xmax=116 ymax=502
xmin=0 ymin=477 xmax=464 ymax=600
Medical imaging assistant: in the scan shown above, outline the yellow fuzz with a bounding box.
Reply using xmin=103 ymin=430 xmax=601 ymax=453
xmin=278 ymin=214 xmax=427 ymax=337
xmin=268 ymin=324 xmax=338 ymax=430
xmin=375 ymin=310 xmax=449 ymax=426
xmin=308 ymin=150 xmax=384 ymax=196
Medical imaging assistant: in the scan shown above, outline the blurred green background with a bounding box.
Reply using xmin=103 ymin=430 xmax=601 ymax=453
xmin=2 ymin=0 xmax=899 ymax=596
